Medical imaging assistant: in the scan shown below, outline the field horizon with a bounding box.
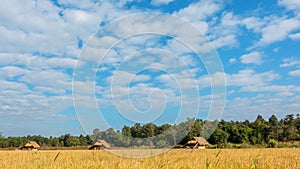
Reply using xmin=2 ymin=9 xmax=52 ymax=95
xmin=0 ymin=148 xmax=299 ymax=168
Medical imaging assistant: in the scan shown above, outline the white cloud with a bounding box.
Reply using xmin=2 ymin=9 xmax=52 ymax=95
xmin=56 ymin=0 xmax=100 ymax=10
xmin=88 ymin=36 xmax=119 ymax=49
xmin=157 ymin=73 xmax=199 ymax=90
xmin=224 ymin=94 xmax=300 ymax=121
xmin=221 ymin=12 xmax=240 ymax=27
xmin=273 ymin=47 xmax=280 ymax=53
xmin=278 ymin=0 xmax=300 ymax=11
xmin=0 ymin=0 xmax=299 ymax=135
xmin=34 ymin=86 xmax=66 ymax=95
xmin=240 ymin=51 xmax=263 ymax=65
xmin=229 ymin=70 xmax=280 ymax=86
xmin=151 ymin=0 xmax=175 ymax=6
xmin=211 ymin=34 xmax=237 ymax=49
xmin=19 ymin=70 xmax=71 ymax=89
xmin=0 ymin=53 xmax=79 ymax=69
xmin=0 ymin=80 xmax=29 ymax=94
xmin=72 ymin=81 xmax=95 ymax=96
xmin=289 ymin=69 xmax=300 ymax=76
xmin=197 ymin=70 xmax=280 ymax=90
xmin=0 ymin=79 xmax=72 ymax=121
xmin=0 ymin=66 xmax=29 ymax=78
xmin=0 ymin=0 xmax=133 ymax=59
xmin=258 ymin=17 xmax=300 ymax=45
xmin=229 ymin=58 xmax=237 ymax=64
xmin=107 ymin=70 xmax=135 ymax=86
xmin=174 ymin=0 xmax=221 ymax=21
xmin=115 ymin=0 xmax=135 ymax=7
xmin=65 ymin=9 xmax=101 ymax=27
xmin=206 ymin=12 xmax=241 ymax=49
xmin=94 ymin=13 xmax=220 ymax=55
xmin=240 ymin=84 xmax=300 ymax=94
xmin=242 ymin=17 xmax=264 ymax=33
xmin=132 ymin=75 xmax=151 ymax=82
xmin=289 ymin=32 xmax=300 ymax=40
xmin=0 ymin=94 xmax=72 ymax=120
xmin=174 ymin=0 xmax=221 ymax=35
xmin=0 ymin=0 xmax=81 ymax=56
xmin=280 ymin=57 xmax=300 ymax=68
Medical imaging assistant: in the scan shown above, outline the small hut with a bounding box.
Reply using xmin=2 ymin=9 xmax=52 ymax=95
xmin=20 ymin=141 xmax=40 ymax=150
xmin=184 ymin=137 xmax=209 ymax=149
xmin=89 ymin=140 xmax=110 ymax=150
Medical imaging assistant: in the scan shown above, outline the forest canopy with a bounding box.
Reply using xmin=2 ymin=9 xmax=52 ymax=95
xmin=0 ymin=114 xmax=299 ymax=149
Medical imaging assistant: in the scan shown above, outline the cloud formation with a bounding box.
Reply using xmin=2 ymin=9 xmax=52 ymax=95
xmin=0 ymin=0 xmax=299 ymax=135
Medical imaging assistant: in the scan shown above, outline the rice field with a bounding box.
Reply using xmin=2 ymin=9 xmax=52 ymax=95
xmin=0 ymin=148 xmax=299 ymax=169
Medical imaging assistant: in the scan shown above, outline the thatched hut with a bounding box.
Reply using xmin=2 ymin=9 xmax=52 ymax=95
xmin=89 ymin=140 xmax=111 ymax=150
xmin=184 ymin=137 xmax=209 ymax=149
xmin=20 ymin=141 xmax=40 ymax=150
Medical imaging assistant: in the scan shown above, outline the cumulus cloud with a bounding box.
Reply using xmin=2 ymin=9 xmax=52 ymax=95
xmin=151 ymin=0 xmax=175 ymax=6
xmin=280 ymin=57 xmax=300 ymax=68
xmin=278 ymin=0 xmax=300 ymax=11
xmin=0 ymin=0 xmax=134 ymax=58
xmin=132 ymin=75 xmax=151 ymax=82
xmin=257 ymin=17 xmax=300 ymax=46
xmin=240 ymin=51 xmax=263 ymax=65
xmin=228 ymin=70 xmax=280 ymax=86
xmin=289 ymin=69 xmax=300 ymax=76
xmin=242 ymin=17 xmax=264 ymax=33
xmin=173 ymin=0 xmax=221 ymax=35
xmin=174 ymin=0 xmax=221 ymax=21
xmin=229 ymin=58 xmax=237 ymax=64
xmin=289 ymin=32 xmax=300 ymax=40
xmin=19 ymin=69 xmax=71 ymax=89
xmin=224 ymin=94 xmax=300 ymax=120
xmin=221 ymin=12 xmax=240 ymax=27
xmin=0 ymin=1 xmax=83 ymax=56
xmin=0 ymin=66 xmax=29 ymax=78
xmin=1 ymin=0 xmax=300 ymax=135
xmin=205 ymin=12 xmax=241 ymax=49
xmin=0 ymin=79 xmax=72 ymax=121
xmin=198 ymin=69 xmax=279 ymax=90
xmin=0 ymin=53 xmax=79 ymax=69
xmin=211 ymin=34 xmax=237 ymax=49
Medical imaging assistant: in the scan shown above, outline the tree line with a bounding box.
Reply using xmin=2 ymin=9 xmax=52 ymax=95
xmin=0 ymin=114 xmax=299 ymax=148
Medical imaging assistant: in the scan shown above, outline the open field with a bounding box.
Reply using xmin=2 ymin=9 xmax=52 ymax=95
xmin=0 ymin=148 xmax=299 ymax=169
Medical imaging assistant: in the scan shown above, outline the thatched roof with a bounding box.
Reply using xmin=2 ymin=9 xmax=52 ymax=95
xmin=89 ymin=140 xmax=110 ymax=149
xmin=22 ymin=141 xmax=40 ymax=149
xmin=186 ymin=137 xmax=209 ymax=146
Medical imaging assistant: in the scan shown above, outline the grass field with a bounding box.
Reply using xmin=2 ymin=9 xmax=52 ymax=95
xmin=0 ymin=148 xmax=299 ymax=169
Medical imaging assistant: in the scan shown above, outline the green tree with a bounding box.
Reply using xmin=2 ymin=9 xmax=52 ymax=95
xmin=131 ymin=123 xmax=142 ymax=138
xmin=155 ymin=124 xmax=171 ymax=135
xmin=283 ymin=114 xmax=297 ymax=141
xmin=85 ymin=135 xmax=93 ymax=145
xmin=122 ymin=126 xmax=131 ymax=137
xmin=296 ymin=114 xmax=300 ymax=140
xmin=91 ymin=128 xmax=101 ymax=142
xmin=208 ymin=128 xmax=229 ymax=148
xmin=250 ymin=115 xmax=269 ymax=144
xmin=268 ymin=115 xmax=280 ymax=140
xmin=269 ymin=115 xmax=279 ymax=126
xmin=141 ymin=123 xmax=157 ymax=138
xmin=50 ymin=137 xmax=60 ymax=147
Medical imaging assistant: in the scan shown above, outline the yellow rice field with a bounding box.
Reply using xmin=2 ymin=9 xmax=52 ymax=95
xmin=0 ymin=148 xmax=299 ymax=169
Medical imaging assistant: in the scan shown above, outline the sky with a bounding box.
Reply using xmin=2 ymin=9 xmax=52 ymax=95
xmin=0 ymin=0 xmax=300 ymax=136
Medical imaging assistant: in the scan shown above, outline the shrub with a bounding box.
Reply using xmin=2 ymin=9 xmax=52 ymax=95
xmin=239 ymin=142 xmax=251 ymax=149
xmin=267 ymin=139 xmax=278 ymax=148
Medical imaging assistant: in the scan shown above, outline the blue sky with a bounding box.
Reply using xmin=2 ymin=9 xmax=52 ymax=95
xmin=0 ymin=0 xmax=300 ymax=136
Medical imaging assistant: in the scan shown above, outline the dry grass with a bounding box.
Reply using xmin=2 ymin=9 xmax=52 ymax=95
xmin=0 ymin=148 xmax=299 ymax=169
